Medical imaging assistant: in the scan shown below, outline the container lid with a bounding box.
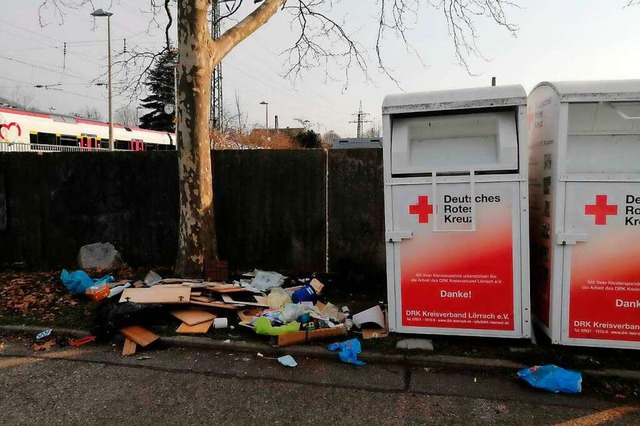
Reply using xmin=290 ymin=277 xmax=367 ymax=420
xmin=533 ymin=80 xmax=640 ymax=103
xmin=382 ymin=85 xmax=526 ymax=115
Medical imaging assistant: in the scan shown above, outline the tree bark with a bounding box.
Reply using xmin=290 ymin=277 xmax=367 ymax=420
xmin=175 ymin=0 xmax=216 ymax=277
xmin=175 ymin=0 xmax=287 ymax=277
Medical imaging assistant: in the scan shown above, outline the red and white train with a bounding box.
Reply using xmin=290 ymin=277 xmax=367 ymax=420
xmin=0 ymin=105 xmax=175 ymax=151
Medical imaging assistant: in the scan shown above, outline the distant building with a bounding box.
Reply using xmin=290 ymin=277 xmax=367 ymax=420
xmin=279 ymin=127 xmax=306 ymax=137
xmin=332 ymin=137 xmax=382 ymax=149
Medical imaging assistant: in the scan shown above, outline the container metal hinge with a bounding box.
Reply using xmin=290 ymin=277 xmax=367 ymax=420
xmin=555 ymin=232 xmax=588 ymax=245
xmin=386 ymin=231 xmax=413 ymax=242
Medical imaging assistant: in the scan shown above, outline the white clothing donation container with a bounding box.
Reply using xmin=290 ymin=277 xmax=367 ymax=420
xmin=382 ymin=86 xmax=531 ymax=338
xmin=528 ymin=80 xmax=640 ymax=349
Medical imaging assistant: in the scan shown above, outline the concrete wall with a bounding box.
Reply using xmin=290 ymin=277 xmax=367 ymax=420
xmin=0 ymin=150 xmax=385 ymax=283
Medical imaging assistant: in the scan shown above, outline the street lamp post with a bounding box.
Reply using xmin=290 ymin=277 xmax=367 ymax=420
xmin=91 ymin=8 xmax=114 ymax=151
xmin=259 ymin=101 xmax=269 ymax=129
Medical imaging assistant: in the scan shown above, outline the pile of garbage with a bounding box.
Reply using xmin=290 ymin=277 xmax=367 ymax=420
xmin=59 ymin=267 xmax=388 ymax=358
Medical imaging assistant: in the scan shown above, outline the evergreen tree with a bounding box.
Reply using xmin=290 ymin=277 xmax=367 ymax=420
xmin=139 ymin=48 xmax=177 ymax=132
xmin=295 ymin=129 xmax=321 ymax=148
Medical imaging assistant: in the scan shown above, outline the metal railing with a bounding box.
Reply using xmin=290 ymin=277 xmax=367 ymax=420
xmin=0 ymin=142 xmax=110 ymax=153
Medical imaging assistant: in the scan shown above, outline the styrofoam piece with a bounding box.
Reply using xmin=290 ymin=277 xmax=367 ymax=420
xmin=352 ymin=305 xmax=385 ymax=329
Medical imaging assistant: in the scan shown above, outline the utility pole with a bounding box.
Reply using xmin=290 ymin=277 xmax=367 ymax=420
xmin=350 ymin=101 xmax=371 ymax=138
xmin=210 ymin=1 xmax=223 ymax=131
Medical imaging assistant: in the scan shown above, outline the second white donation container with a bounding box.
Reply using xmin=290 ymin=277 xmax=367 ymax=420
xmin=528 ymin=80 xmax=640 ymax=349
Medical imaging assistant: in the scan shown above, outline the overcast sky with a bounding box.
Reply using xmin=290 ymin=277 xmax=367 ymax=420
xmin=2 ymin=1 xmax=640 ymax=136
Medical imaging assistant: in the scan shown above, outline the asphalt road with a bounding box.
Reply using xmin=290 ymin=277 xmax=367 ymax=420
xmin=0 ymin=337 xmax=638 ymax=426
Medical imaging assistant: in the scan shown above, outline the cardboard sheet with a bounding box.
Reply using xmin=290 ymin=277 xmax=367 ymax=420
xmin=236 ymin=308 xmax=264 ymax=322
xmin=119 ymin=287 xmax=191 ymax=304
xmin=176 ymin=320 xmax=213 ymax=334
xmin=170 ymin=309 xmax=216 ymax=326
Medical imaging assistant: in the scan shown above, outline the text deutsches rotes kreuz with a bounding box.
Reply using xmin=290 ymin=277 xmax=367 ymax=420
xmin=626 ymin=195 xmax=640 ymax=226
xmin=441 ymin=194 xmax=501 ymax=223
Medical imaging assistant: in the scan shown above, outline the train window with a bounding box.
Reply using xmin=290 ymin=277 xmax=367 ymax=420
xmin=115 ymin=140 xmax=129 ymax=150
xmin=29 ymin=134 xmax=38 ymax=144
xmin=145 ymin=143 xmax=158 ymax=151
xmin=60 ymin=135 xmax=76 ymax=147
xmin=100 ymin=140 xmax=109 ymax=149
xmin=38 ymin=132 xmax=56 ymax=145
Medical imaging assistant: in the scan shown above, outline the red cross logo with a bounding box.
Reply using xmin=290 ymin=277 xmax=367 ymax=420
xmin=585 ymin=195 xmax=617 ymax=225
xmin=409 ymin=196 xmax=433 ymax=224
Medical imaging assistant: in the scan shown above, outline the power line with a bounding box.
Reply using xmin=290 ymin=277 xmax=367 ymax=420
xmin=0 ymin=26 xmax=101 ymax=62
xmin=0 ymin=54 xmax=94 ymax=83
xmin=0 ymin=76 xmax=105 ymax=103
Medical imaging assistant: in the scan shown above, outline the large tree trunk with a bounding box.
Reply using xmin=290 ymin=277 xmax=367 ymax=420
xmin=174 ymin=0 xmax=286 ymax=277
xmin=175 ymin=0 xmax=217 ymax=277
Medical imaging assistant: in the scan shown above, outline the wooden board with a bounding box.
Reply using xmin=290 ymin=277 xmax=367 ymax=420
xmin=119 ymin=287 xmax=191 ymax=304
xmin=170 ymin=309 xmax=216 ymax=326
xmin=270 ymin=326 xmax=347 ymax=347
xmin=122 ymin=338 xmax=137 ymax=356
xmin=189 ymin=300 xmax=241 ymax=310
xmin=176 ymin=320 xmax=213 ymax=334
xmin=206 ymin=284 xmax=248 ymax=293
xmin=161 ymin=278 xmax=202 ymax=284
xmin=120 ymin=325 xmax=160 ymax=347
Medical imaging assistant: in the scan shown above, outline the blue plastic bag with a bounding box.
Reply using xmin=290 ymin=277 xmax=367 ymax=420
xmin=517 ymin=365 xmax=582 ymax=394
xmin=61 ymin=269 xmax=115 ymax=295
xmin=327 ymin=338 xmax=366 ymax=366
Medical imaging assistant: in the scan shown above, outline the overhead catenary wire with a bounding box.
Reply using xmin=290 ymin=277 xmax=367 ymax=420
xmin=0 ymin=54 xmax=95 ymax=83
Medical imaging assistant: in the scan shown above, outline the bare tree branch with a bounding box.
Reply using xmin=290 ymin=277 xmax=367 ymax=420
xmin=39 ymin=0 xmax=521 ymax=104
xmin=164 ymin=0 xmax=173 ymax=50
xmin=213 ymin=0 xmax=286 ymax=62
xmin=281 ymin=0 xmax=371 ymax=90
